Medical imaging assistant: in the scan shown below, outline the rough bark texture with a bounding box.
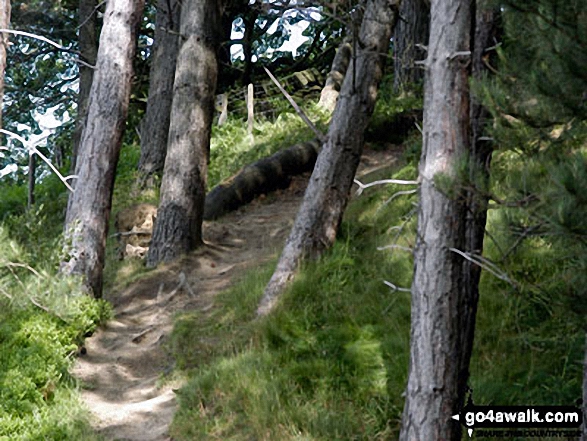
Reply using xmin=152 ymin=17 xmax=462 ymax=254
xmin=137 ymin=0 xmax=181 ymax=184
xmin=204 ymin=140 xmax=319 ymax=220
xmin=459 ymin=3 xmax=500 ymax=407
xmin=392 ymin=0 xmax=429 ymax=91
xmin=317 ymin=35 xmax=352 ymax=112
xmin=399 ymin=1 xmax=472 ymax=440
xmin=257 ymin=0 xmax=400 ymax=316
xmin=0 ymin=0 xmax=11 ymax=132
xmin=71 ymin=0 xmax=98 ymax=172
xmin=146 ymin=0 xmax=223 ymax=267
xmin=62 ymin=0 xmax=145 ymax=297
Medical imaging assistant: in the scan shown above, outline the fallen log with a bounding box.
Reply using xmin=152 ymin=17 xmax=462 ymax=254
xmin=203 ymin=139 xmax=320 ymax=220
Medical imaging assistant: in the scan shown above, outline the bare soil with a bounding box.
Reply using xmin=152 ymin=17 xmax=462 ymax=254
xmin=72 ymin=146 xmax=401 ymax=441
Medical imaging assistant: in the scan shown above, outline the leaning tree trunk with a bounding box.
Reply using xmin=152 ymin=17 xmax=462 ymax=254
xmin=392 ymin=0 xmax=429 ymax=92
xmin=62 ymin=0 xmax=145 ymax=297
xmin=137 ymin=0 xmax=181 ymax=185
xmin=146 ymin=0 xmax=223 ymax=267
xmin=0 ymin=0 xmax=11 ymax=133
xmin=459 ymin=3 xmax=501 ymax=406
xmin=257 ymin=0 xmax=401 ymax=316
xmin=71 ymin=0 xmax=98 ymax=173
xmin=399 ymin=0 xmax=472 ymax=440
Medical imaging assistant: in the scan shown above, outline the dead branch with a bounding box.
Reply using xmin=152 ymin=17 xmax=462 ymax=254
xmin=263 ymin=67 xmax=327 ymax=143
xmin=0 ymin=129 xmax=75 ymax=192
xmin=354 ymin=178 xmax=419 ymax=196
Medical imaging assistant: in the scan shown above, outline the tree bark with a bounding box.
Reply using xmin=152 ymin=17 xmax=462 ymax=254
xmin=27 ymin=153 xmax=35 ymax=208
xmin=257 ymin=0 xmax=401 ymax=316
xmin=146 ymin=0 xmax=224 ymax=267
xmin=317 ymin=35 xmax=352 ymax=112
xmin=399 ymin=0 xmax=472 ymax=440
xmin=71 ymin=0 xmax=98 ymax=173
xmin=392 ymin=0 xmax=429 ymax=92
xmin=62 ymin=0 xmax=145 ymax=297
xmin=459 ymin=2 xmax=500 ymax=408
xmin=137 ymin=0 xmax=181 ymax=185
xmin=204 ymin=140 xmax=319 ymax=220
xmin=0 ymin=0 xmax=11 ymax=134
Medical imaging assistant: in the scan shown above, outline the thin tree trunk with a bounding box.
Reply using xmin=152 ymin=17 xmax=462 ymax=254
xmin=137 ymin=0 xmax=181 ymax=185
xmin=399 ymin=0 xmax=472 ymax=440
xmin=27 ymin=153 xmax=35 ymax=208
xmin=392 ymin=0 xmax=429 ymax=92
xmin=146 ymin=0 xmax=224 ymax=267
xmin=62 ymin=0 xmax=145 ymax=297
xmin=257 ymin=0 xmax=401 ymax=316
xmin=71 ymin=0 xmax=98 ymax=173
xmin=459 ymin=3 xmax=500 ymax=405
xmin=0 ymin=0 xmax=11 ymax=134
xmin=317 ymin=35 xmax=352 ymax=112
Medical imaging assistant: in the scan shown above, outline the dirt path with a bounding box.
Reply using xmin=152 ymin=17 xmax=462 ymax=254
xmin=72 ymin=147 xmax=400 ymax=441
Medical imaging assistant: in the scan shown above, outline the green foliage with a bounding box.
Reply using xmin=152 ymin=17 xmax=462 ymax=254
xmin=0 ymin=225 xmax=109 ymax=440
xmin=170 ymin=144 xmax=583 ymax=439
xmin=208 ymin=104 xmax=330 ymax=189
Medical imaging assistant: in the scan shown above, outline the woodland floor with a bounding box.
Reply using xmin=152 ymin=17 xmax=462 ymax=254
xmin=72 ymin=145 xmax=401 ymax=441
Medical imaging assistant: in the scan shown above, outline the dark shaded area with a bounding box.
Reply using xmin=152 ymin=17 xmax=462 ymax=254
xmin=204 ymin=140 xmax=320 ymax=220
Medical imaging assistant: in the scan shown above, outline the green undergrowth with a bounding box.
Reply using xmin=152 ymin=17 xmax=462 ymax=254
xmin=0 ymin=226 xmax=110 ymax=440
xmin=168 ymin=148 xmax=583 ymax=440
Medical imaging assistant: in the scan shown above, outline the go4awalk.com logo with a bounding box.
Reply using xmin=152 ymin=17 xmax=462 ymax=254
xmin=451 ymin=394 xmax=583 ymax=437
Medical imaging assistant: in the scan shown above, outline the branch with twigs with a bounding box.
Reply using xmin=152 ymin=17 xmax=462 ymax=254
xmin=449 ymin=247 xmax=516 ymax=287
xmin=0 ymin=129 xmax=77 ymax=192
xmin=263 ymin=67 xmax=327 ymax=144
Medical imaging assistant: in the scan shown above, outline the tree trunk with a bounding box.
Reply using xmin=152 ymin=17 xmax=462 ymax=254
xmin=71 ymin=0 xmax=98 ymax=173
xmin=146 ymin=0 xmax=224 ymax=267
xmin=137 ymin=0 xmax=181 ymax=185
xmin=204 ymin=140 xmax=319 ymax=220
xmin=317 ymin=35 xmax=352 ymax=112
xmin=0 ymin=0 xmax=11 ymax=134
xmin=27 ymin=153 xmax=35 ymax=208
xmin=392 ymin=0 xmax=429 ymax=92
xmin=62 ymin=0 xmax=145 ymax=297
xmin=399 ymin=1 xmax=472 ymax=440
xmin=459 ymin=3 xmax=500 ymax=407
xmin=257 ymin=0 xmax=401 ymax=316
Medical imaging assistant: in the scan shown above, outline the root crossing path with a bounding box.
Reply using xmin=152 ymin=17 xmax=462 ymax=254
xmin=72 ymin=147 xmax=399 ymax=440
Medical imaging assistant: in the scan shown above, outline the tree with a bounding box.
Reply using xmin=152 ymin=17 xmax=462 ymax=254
xmin=0 ymin=0 xmax=10 ymax=133
xmin=398 ymin=0 xmax=472 ymax=439
xmin=146 ymin=0 xmax=225 ymax=267
xmin=71 ymin=0 xmax=98 ymax=172
xmin=61 ymin=0 xmax=145 ymax=297
xmin=136 ymin=0 xmax=181 ymax=185
xmin=392 ymin=0 xmax=429 ymax=91
xmin=257 ymin=0 xmax=401 ymax=316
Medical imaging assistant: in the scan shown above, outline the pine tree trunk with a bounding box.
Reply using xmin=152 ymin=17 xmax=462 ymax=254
xmin=62 ymin=0 xmax=145 ymax=297
xmin=137 ymin=0 xmax=181 ymax=185
xmin=146 ymin=0 xmax=224 ymax=267
xmin=459 ymin=3 xmax=500 ymax=404
xmin=0 ymin=0 xmax=11 ymax=133
xmin=71 ymin=0 xmax=98 ymax=172
xmin=399 ymin=1 xmax=472 ymax=440
xmin=257 ymin=0 xmax=401 ymax=316
xmin=393 ymin=0 xmax=429 ymax=91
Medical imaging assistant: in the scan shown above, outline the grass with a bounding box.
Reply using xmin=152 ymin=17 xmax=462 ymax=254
xmin=0 ymin=226 xmax=110 ymax=440
xmin=168 ymin=146 xmax=583 ymax=440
